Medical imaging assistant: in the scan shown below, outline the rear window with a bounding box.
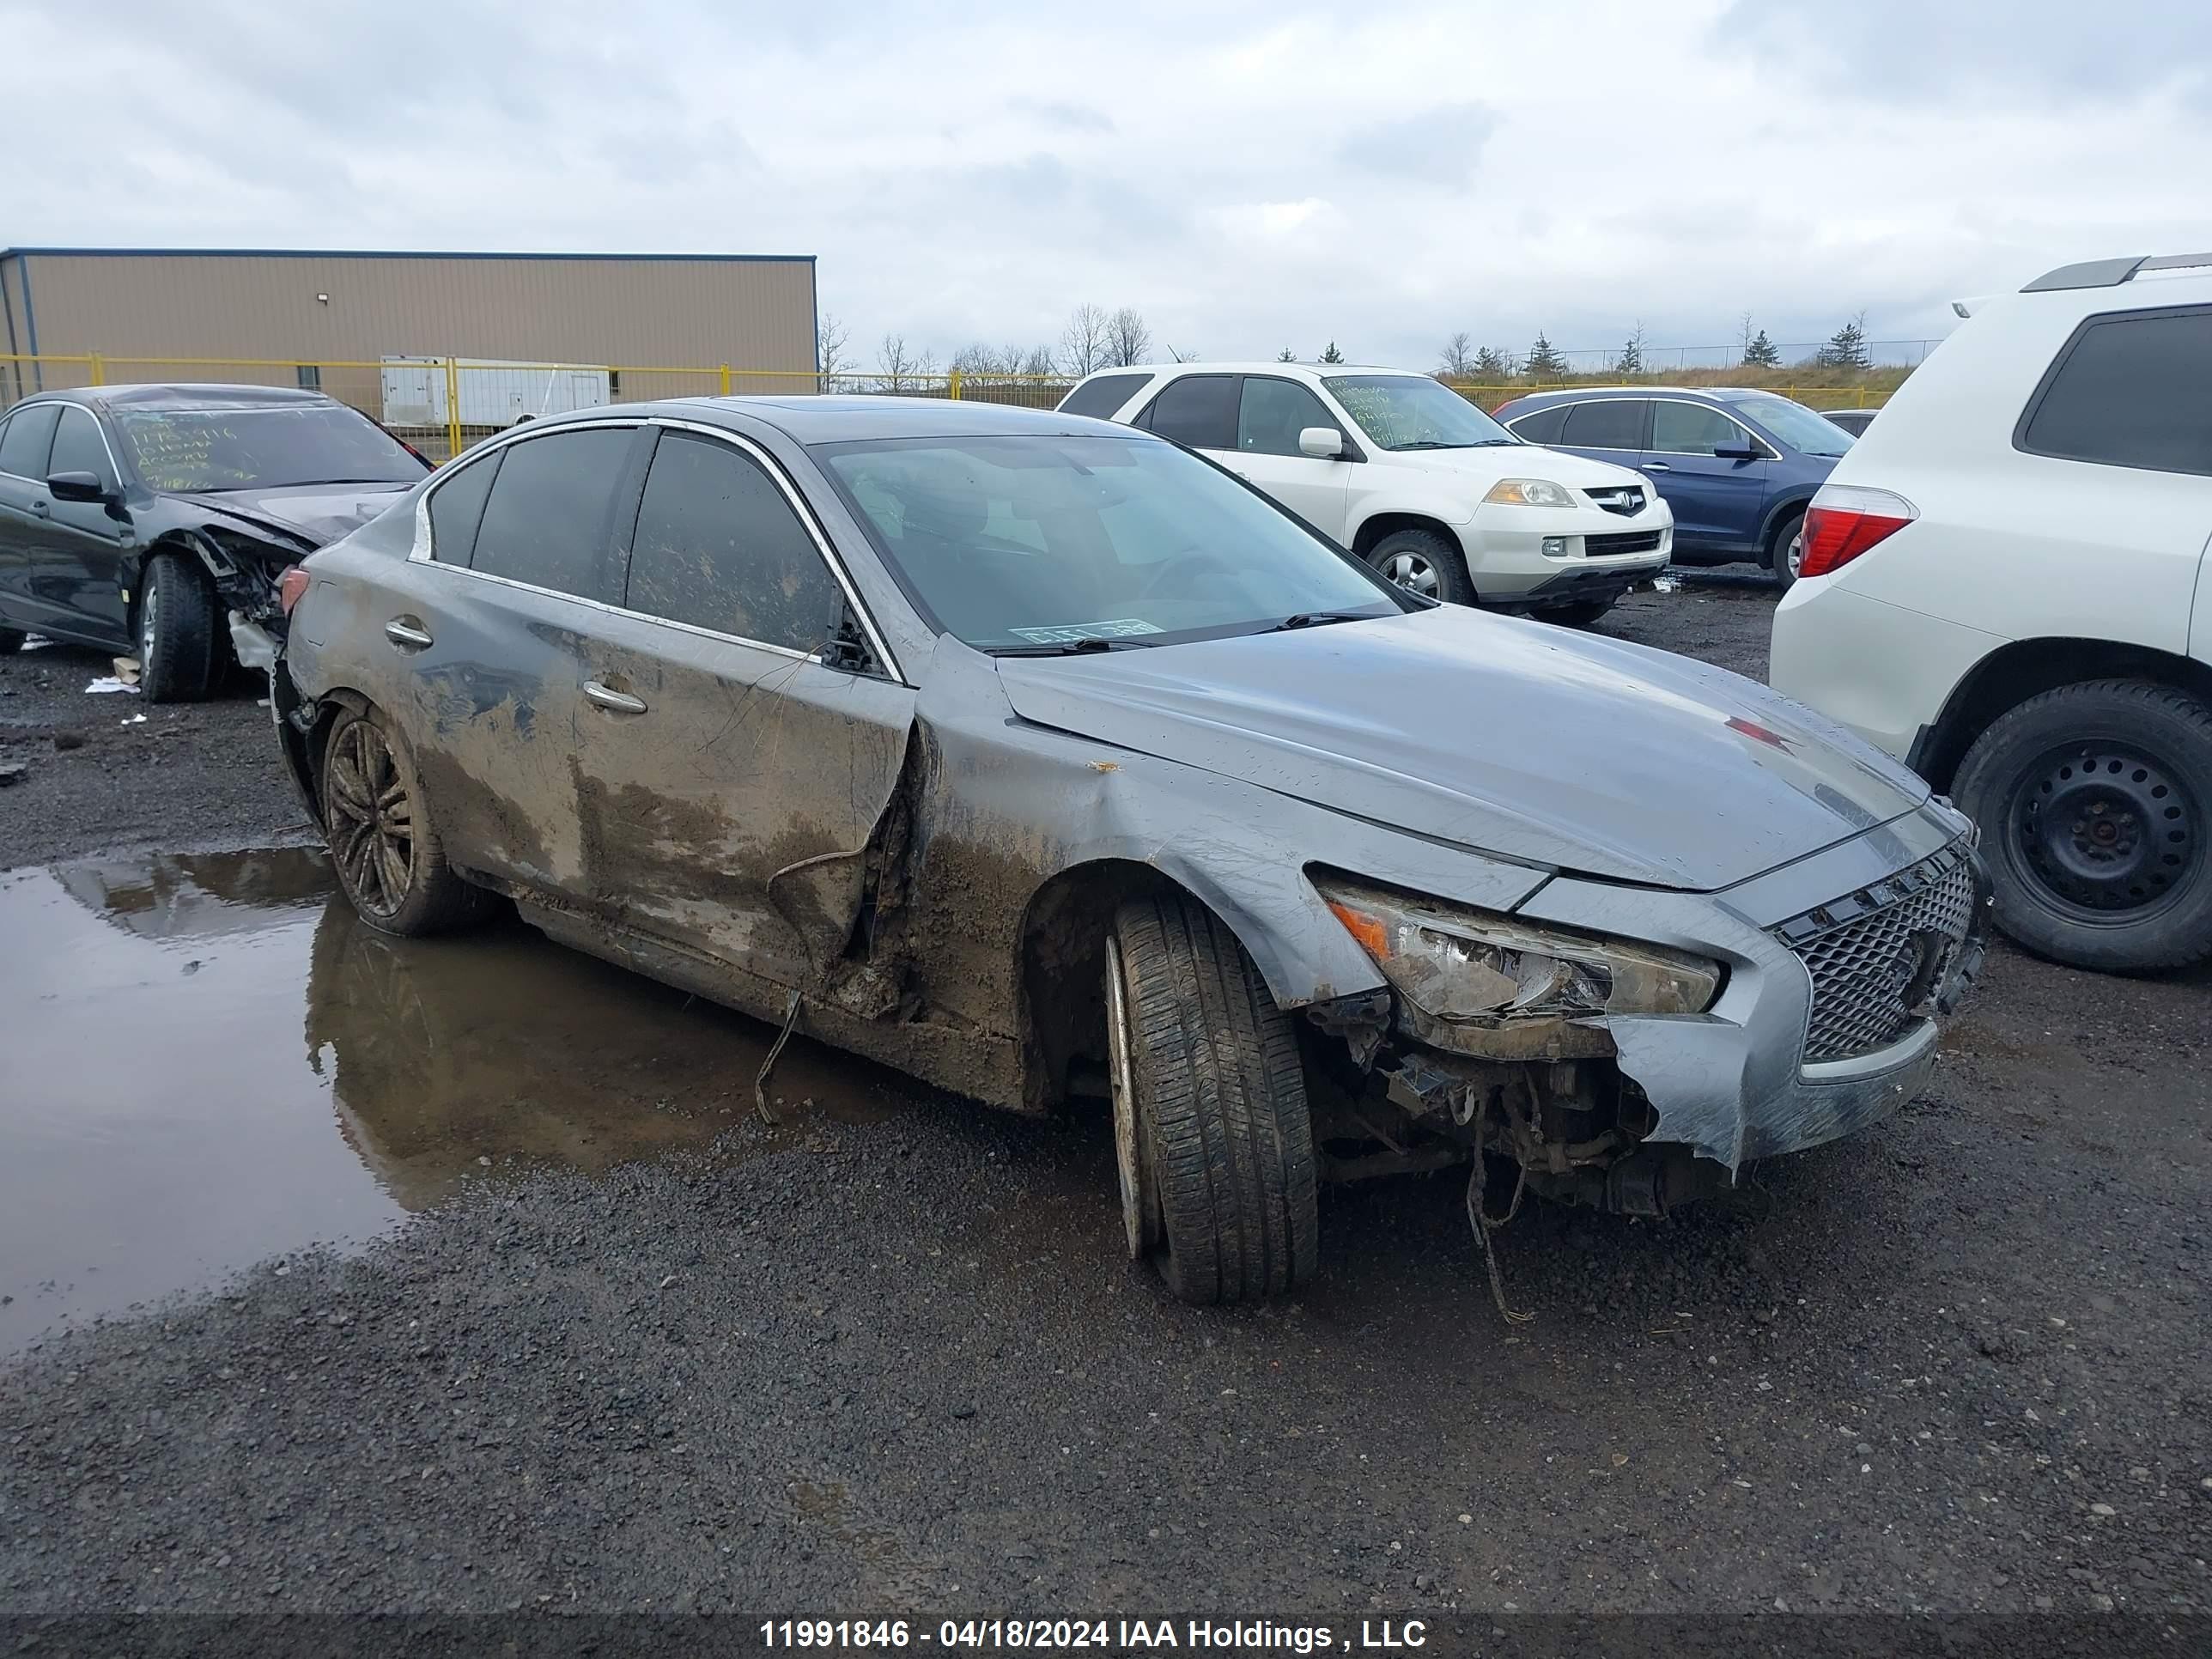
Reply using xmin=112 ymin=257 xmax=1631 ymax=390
xmin=1506 ymin=405 xmax=1567 ymax=444
xmin=1140 ymin=375 xmax=1239 ymax=450
xmin=1560 ymin=400 xmax=1646 ymax=450
xmin=2017 ymin=306 xmax=2212 ymax=477
xmin=427 ymin=449 xmax=501 ymax=565
xmin=468 ymin=428 xmax=633 ymax=598
xmin=1058 ymin=373 xmax=1153 ymax=420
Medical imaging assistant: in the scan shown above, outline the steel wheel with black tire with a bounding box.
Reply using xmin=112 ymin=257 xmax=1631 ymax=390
xmin=321 ymin=706 xmax=487 ymax=937
xmin=1105 ymin=894 xmax=1319 ymax=1303
xmin=1952 ymin=678 xmax=2212 ymax=973
xmin=0 ymin=629 xmax=24 ymax=655
xmin=1767 ymin=509 xmax=1805 ymax=592
xmin=136 ymin=551 xmax=220 ymax=702
xmin=1367 ymin=526 xmax=1475 ymax=606
xmin=1541 ymin=599 xmax=1614 ymax=628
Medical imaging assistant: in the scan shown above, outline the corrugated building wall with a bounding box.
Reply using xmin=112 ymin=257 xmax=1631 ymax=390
xmin=0 ymin=248 xmax=819 ymax=412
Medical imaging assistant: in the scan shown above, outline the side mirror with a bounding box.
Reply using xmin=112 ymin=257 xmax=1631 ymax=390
xmin=1711 ymin=441 xmax=1765 ymax=462
xmin=46 ymin=470 xmax=112 ymax=504
xmin=1297 ymin=426 xmax=1346 ymax=459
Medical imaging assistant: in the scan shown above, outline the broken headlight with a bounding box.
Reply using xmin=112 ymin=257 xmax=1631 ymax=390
xmin=1317 ymin=878 xmax=1721 ymax=1024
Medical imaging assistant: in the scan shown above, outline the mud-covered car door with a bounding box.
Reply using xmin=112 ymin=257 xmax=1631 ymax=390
xmin=568 ymin=422 xmax=913 ymax=987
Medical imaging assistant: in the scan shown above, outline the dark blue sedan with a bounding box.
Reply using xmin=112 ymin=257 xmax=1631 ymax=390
xmin=1491 ymin=386 xmax=1853 ymax=586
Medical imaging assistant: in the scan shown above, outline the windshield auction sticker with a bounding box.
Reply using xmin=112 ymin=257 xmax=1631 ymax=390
xmin=1006 ymin=619 xmax=1166 ymax=645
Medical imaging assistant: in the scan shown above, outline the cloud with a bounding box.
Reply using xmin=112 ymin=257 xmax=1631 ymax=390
xmin=2 ymin=0 xmax=2208 ymax=374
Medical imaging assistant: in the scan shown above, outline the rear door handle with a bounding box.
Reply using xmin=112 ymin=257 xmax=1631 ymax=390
xmin=1641 ymin=461 xmax=1672 ymax=472
xmin=384 ymin=618 xmax=434 ymax=649
xmin=584 ymin=680 xmax=647 ymax=715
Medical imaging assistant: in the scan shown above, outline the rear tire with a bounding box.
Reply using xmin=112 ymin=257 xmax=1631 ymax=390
xmin=1541 ymin=599 xmax=1614 ymax=627
xmin=0 ymin=629 xmax=24 ymax=655
xmin=1367 ymin=527 xmax=1475 ymax=606
xmin=1106 ymin=894 xmax=1319 ymax=1304
xmin=1952 ymin=679 xmax=2212 ymax=972
xmin=321 ymin=706 xmax=489 ymax=938
xmin=1765 ymin=509 xmax=1805 ymax=592
xmin=137 ymin=551 xmax=219 ymax=702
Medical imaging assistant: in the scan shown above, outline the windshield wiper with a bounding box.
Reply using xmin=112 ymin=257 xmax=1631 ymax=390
xmin=1261 ymin=611 xmax=1368 ymax=633
xmin=990 ymin=637 xmax=1157 ymax=657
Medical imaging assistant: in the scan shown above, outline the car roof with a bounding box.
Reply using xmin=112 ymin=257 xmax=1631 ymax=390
xmin=10 ymin=383 xmax=342 ymax=415
xmin=1085 ymin=361 xmax=1419 ymax=379
xmin=659 ymin=392 xmax=1155 ymax=446
xmin=1505 ymin=385 xmax=1783 ymax=408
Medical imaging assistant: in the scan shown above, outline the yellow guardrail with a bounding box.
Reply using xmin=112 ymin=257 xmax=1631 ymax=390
xmin=2 ymin=354 xmax=1889 ymax=461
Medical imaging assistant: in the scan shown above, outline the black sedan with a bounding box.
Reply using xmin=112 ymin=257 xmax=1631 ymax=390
xmin=0 ymin=384 xmax=429 ymax=699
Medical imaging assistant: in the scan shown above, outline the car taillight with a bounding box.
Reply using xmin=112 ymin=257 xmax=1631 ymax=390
xmin=278 ymin=567 xmax=313 ymax=616
xmin=1798 ymin=485 xmax=1917 ymax=580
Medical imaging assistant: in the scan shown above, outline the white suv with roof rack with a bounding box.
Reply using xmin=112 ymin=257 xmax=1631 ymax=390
xmin=1770 ymin=250 xmax=2212 ymax=973
xmin=1058 ymin=362 xmax=1673 ymax=626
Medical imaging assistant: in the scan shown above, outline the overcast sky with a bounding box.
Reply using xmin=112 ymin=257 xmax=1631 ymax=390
xmin=5 ymin=0 xmax=2209 ymax=372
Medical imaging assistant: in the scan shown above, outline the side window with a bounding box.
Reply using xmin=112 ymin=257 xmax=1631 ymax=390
xmin=468 ymin=428 xmax=633 ymax=597
xmin=1650 ymin=402 xmax=1747 ymax=456
xmin=1142 ymin=375 xmax=1240 ymax=450
xmin=2018 ymin=306 xmax=2212 ymax=477
xmin=426 ymin=450 xmax=501 ymax=565
xmin=0 ymin=404 xmax=62 ymax=479
xmin=1058 ymin=373 xmax=1154 ymax=420
xmin=1560 ymin=399 xmax=1647 ymax=451
xmin=47 ymin=407 xmax=115 ymax=487
xmin=1505 ymin=405 xmax=1567 ymax=444
xmin=1237 ymin=378 xmax=1340 ymax=457
xmin=625 ymin=432 xmax=845 ymax=653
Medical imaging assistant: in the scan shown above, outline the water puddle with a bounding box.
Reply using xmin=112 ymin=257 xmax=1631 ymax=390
xmin=0 ymin=846 xmax=899 ymax=1356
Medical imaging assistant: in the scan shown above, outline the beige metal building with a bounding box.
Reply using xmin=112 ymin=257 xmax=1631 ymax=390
xmin=0 ymin=246 xmax=821 ymax=438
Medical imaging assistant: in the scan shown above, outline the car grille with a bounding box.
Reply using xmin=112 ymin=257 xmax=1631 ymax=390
xmin=1583 ymin=485 xmax=1646 ymax=517
xmin=1585 ymin=530 xmax=1664 ymax=556
xmin=1771 ymin=841 xmax=1980 ymax=1065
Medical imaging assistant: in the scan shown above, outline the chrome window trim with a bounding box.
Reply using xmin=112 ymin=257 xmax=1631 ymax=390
xmin=407 ymin=414 xmax=907 ymax=684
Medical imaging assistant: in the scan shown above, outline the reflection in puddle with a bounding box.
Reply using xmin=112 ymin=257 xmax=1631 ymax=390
xmin=0 ymin=847 xmax=899 ymax=1355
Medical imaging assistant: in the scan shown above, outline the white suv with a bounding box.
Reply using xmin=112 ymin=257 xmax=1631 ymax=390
xmin=1059 ymin=362 xmax=1673 ymax=624
xmin=1771 ymin=251 xmax=2212 ymax=973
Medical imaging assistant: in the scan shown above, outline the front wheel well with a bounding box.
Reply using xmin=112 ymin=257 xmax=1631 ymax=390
xmin=1351 ymin=511 xmax=1464 ymax=562
xmin=1917 ymin=637 xmax=2212 ymax=789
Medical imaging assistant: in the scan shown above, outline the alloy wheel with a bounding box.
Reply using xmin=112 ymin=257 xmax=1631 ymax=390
xmin=2009 ymin=741 xmax=2199 ymax=921
xmin=1785 ymin=532 xmax=1805 ymax=580
xmin=326 ymin=720 xmax=416 ymax=921
xmin=1380 ymin=550 xmax=1440 ymax=598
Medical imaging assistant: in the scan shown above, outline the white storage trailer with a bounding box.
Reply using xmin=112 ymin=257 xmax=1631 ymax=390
xmin=379 ymin=356 xmax=613 ymax=430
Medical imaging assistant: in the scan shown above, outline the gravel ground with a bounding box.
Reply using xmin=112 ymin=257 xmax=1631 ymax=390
xmin=3 ymin=580 xmax=2209 ymax=1638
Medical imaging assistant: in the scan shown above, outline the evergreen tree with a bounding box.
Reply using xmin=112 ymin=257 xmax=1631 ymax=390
xmin=1816 ymin=314 xmax=1871 ymax=371
xmin=1617 ymin=334 xmax=1644 ymax=374
xmin=1472 ymin=345 xmax=1514 ymax=379
xmin=1523 ymin=333 xmax=1567 ymax=379
xmin=1276 ymin=345 xmax=1297 ymax=362
xmin=1742 ymin=329 xmax=1781 ymax=368
xmin=1318 ymin=341 xmax=1346 ymax=364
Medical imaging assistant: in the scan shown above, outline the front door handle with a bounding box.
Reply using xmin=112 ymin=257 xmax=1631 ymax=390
xmin=30 ymin=499 xmax=51 ymax=517
xmin=584 ymin=680 xmax=648 ymax=715
xmin=1641 ymin=461 xmax=1672 ymax=472
xmin=384 ymin=618 xmax=434 ymax=649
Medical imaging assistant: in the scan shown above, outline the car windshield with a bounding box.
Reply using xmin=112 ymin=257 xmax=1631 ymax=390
xmin=113 ymin=404 xmax=428 ymax=492
xmin=817 ymin=434 xmax=1404 ymax=653
xmin=1726 ymin=393 xmax=1855 ymax=458
xmin=1322 ymin=374 xmax=1516 ymax=451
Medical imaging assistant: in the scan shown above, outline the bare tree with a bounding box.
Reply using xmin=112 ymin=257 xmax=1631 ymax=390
xmin=877 ymin=333 xmax=937 ymax=393
xmin=817 ymin=312 xmax=854 ymax=383
xmin=1437 ymin=331 xmax=1477 ymax=379
xmin=1061 ymin=304 xmax=1109 ymax=377
xmin=1104 ymin=307 xmax=1153 ymax=368
xmin=1019 ymin=344 xmax=1058 ymax=377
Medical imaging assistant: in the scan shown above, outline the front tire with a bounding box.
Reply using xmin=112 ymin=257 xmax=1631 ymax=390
xmin=321 ymin=707 xmax=487 ymax=937
xmin=1367 ymin=527 xmax=1475 ymax=606
xmin=1106 ymin=894 xmax=1319 ymax=1304
xmin=1953 ymin=679 xmax=2212 ymax=972
xmin=137 ymin=551 xmax=219 ymax=702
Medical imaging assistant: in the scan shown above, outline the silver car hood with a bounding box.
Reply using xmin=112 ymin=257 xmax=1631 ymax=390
xmin=994 ymin=607 xmax=1929 ymax=892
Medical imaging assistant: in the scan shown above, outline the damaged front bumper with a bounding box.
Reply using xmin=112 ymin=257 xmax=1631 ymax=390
xmin=1318 ymin=799 xmax=1987 ymax=1198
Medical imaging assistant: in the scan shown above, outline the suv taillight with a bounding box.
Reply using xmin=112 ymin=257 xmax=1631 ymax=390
xmin=1798 ymin=485 xmax=1917 ymax=580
